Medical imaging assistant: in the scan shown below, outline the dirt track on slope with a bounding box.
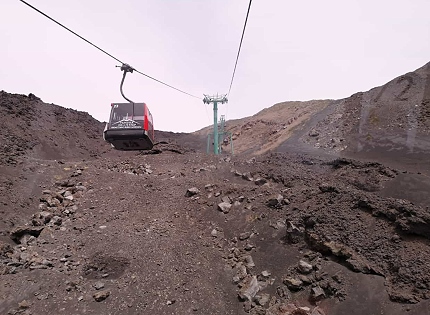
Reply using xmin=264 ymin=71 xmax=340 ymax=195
xmin=2 ymin=146 xmax=430 ymax=315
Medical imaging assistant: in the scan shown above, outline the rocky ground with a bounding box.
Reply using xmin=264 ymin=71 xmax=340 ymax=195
xmin=1 ymin=61 xmax=430 ymax=315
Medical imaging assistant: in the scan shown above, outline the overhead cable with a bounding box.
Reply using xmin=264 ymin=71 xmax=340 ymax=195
xmin=134 ymin=69 xmax=201 ymax=99
xmin=18 ymin=0 xmax=202 ymax=100
xmin=227 ymin=0 xmax=253 ymax=97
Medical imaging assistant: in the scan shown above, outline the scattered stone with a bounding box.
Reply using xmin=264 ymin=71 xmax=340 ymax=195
xmin=311 ymin=286 xmax=326 ymax=301
xmin=276 ymin=286 xmax=291 ymax=299
xmin=391 ymin=234 xmax=401 ymax=243
xmin=244 ymin=243 xmax=254 ymax=251
xmin=51 ymin=216 xmax=62 ymax=226
xmin=0 ymin=242 xmax=13 ymax=258
xmin=247 ymin=157 xmax=256 ymax=164
xmin=331 ymin=274 xmax=342 ymax=283
xmin=235 ymin=264 xmax=248 ymax=280
xmin=308 ymin=234 xmax=381 ymax=274
xmin=76 ymin=185 xmax=87 ymax=192
xmin=19 ymin=234 xmax=35 ymax=245
xmin=266 ymin=303 xmax=298 ymax=315
xmin=42 ymin=259 xmax=54 ymax=267
xmin=239 ymin=232 xmax=251 ymax=240
xmin=270 ymin=220 xmax=286 ymax=230
xmin=36 ymin=293 xmax=49 ymax=300
xmin=93 ymin=290 xmax=110 ymax=302
xmin=314 ymin=271 xmax=326 ymax=281
xmin=221 ymin=196 xmax=231 ymax=203
xmin=242 ymin=172 xmax=253 ymax=181
xmin=298 ymin=260 xmax=313 ymax=274
xmin=217 ymin=202 xmax=232 ymax=214
xmin=304 ymin=216 xmax=317 ymax=228
xmin=56 ymin=179 xmax=75 ymax=188
xmin=38 ymin=203 xmax=48 ymax=211
xmin=298 ymin=274 xmax=313 ymax=285
xmin=243 ymin=300 xmax=253 ymax=312
xmin=285 ymin=221 xmax=304 ymax=244
xmin=267 ymin=194 xmax=284 ymax=208
xmin=319 ymin=184 xmax=339 ymax=193
xmin=234 ymin=170 xmax=242 ymax=177
xmin=311 ymin=307 xmax=326 ymax=315
xmin=185 ymin=187 xmax=199 ymax=197
xmin=211 ymin=229 xmax=218 ymax=237
xmin=255 ymin=293 xmax=270 ymax=306
xmin=261 ymin=270 xmax=271 ymax=277
xmin=93 ymin=281 xmax=105 ymax=290
xmin=243 ymin=255 xmax=255 ymax=268
xmin=204 ymin=184 xmax=214 ymax=191
xmin=46 ymin=197 xmax=61 ymax=207
xmin=10 ymin=226 xmax=44 ymax=243
xmin=71 ymin=170 xmax=82 ymax=177
xmin=302 ymin=160 xmax=314 ymax=165
xmin=232 ymin=275 xmax=241 ymax=284
xmin=18 ymin=300 xmax=30 ymax=309
xmin=283 ymin=277 xmax=303 ymax=291
xmin=254 ymin=178 xmax=267 ymax=186
xmin=63 ymin=190 xmax=73 ymax=198
xmin=238 ymin=276 xmax=260 ymax=301
xmin=38 ymin=211 xmax=53 ymax=224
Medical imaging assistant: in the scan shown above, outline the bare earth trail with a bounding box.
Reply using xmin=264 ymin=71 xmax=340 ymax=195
xmin=2 ymin=148 xmax=430 ymax=315
xmin=2 ymin=152 xmax=241 ymax=315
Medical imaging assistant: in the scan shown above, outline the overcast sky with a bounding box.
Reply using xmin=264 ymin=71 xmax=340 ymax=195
xmin=1 ymin=0 xmax=430 ymax=132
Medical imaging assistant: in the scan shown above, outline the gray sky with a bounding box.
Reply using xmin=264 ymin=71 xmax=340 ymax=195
xmin=1 ymin=0 xmax=430 ymax=132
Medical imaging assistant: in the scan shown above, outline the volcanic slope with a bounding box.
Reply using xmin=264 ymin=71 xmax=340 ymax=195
xmin=194 ymin=99 xmax=332 ymax=156
xmin=205 ymin=61 xmax=430 ymax=165
xmin=294 ymin=61 xmax=430 ymax=167
xmin=1 ymin=58 xmax=430 ymax=315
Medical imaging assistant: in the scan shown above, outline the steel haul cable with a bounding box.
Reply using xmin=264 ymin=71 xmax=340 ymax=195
xmin=18 ymin=0 xmax=202 ymax=100
xmin=227 ymin=0 xmax=253 ymax=98
xmin=224 ymin=0 xmax=253 ymax=120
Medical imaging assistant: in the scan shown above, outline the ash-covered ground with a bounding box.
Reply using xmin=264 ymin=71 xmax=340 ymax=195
xmin=1 ymin=61 xmax=430 ymax=315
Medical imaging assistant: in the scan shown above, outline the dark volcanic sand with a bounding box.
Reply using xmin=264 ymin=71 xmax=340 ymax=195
xmin=1 ymin=83 xmax=430 ymax=315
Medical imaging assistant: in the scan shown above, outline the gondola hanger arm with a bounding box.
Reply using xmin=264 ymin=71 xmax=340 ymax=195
xmin=116 ymin=63 xmax=135 ymax=104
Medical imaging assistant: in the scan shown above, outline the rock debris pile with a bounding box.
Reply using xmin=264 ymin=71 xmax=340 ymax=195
xmin=107 ymin=160 xmax=153 ymax=175
xmin=2 ymin=167 xmax=88 ymax=276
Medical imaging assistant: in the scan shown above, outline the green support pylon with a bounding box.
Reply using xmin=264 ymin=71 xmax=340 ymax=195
xmin=203 ymin=94 xmax=228 ymax=155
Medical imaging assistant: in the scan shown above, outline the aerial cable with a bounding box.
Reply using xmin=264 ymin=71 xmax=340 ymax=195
xmin=18 ymin=0 xmax=202 ymax=100
xmin=134 ymin=69 xmax=201 ymax=99
xmin=19 ymin=0 xmax=123 ymax=64
xmin=227 ymin=0 xmax=253 ymax=98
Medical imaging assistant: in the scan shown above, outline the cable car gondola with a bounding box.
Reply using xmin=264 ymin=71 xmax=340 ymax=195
xmin=103 ymin=102 xmax=154 ymax=150
xmin=103 ymin=64 xmax=155 ymax=151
